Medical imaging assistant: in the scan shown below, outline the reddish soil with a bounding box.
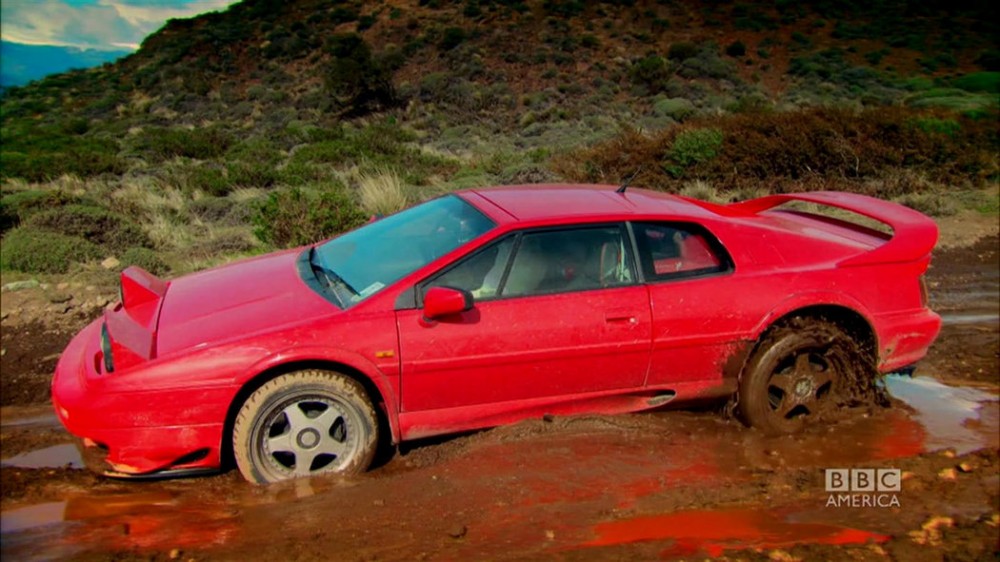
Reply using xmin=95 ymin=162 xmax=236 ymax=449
xmin=0 ymin=234 xmax=997 ymax=561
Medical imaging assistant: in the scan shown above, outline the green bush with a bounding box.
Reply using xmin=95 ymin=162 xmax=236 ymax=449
xmin=119 ymin=247 xmax=169 ymax=275
xmin=951 ymin=72 xmax=1000 ymax=94
xmin=725 ymin=40 xmax=747 ymax=57
xmin=25 ymin=204 xmax=152 ymax=253
xmin=667 ymin=42 xmax=697 ymax=62
xmin=0 ymin=227 xmax=102 ymax=273
xmin=629 ymin=55 xmax=671 ymax=93
xmin=131 ymin=126 xmax=233 ymax=162
xmin=653 ymin=97 xmax=696 ymax=121
xmin=0 ymin=190 xmax=82 ymax=235
xmin=440 ymin=27 xmax=467 ymax=51
xmin=910 ymin=117 xmax=961 ymax=136
xmin=323 ymin=33 xmax=397 ymax=114
xmin=253 ymin=185 xmax=367 ymax=247
xmin=663 ymin=128 xmax=724 ymax=177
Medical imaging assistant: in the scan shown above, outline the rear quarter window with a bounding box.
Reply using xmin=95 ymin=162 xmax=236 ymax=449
xmin=632 ymin=222 xmax=732 ymax=282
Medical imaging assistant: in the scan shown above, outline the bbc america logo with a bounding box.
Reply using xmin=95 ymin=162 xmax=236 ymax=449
xmin=824 ymin=469 xmax=901 ymax=508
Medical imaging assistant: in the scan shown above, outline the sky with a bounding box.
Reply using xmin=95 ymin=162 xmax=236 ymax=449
xmin=1 ymin=0 xmax=239 ymax=52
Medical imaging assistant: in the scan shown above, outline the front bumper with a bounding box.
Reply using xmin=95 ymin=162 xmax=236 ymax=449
xmin=52 ymin=319 xmax=228 ymax=476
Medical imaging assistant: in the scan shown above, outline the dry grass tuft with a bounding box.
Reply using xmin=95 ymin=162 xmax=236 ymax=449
xmin=678 ymin=180 xmax=723 ymax=203
xmin=356 ymin=168 xmax=409 ymax=216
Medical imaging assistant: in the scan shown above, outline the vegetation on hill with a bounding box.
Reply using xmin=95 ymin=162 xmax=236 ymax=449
xmin=0 ymin=0 xmax=997 ymax=279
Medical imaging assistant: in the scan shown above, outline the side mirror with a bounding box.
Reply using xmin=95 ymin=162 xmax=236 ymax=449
xmin=423 ymin=286 xmax=473 ymax=320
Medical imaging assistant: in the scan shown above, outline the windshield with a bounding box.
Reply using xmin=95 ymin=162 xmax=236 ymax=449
xmin=310 ymin=195 xmax=495 ymax=307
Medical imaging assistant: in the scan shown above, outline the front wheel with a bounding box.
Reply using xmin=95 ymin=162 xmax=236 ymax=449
xmin=737 ymin=318 xmax=872 ymax=435
xmin=233 ymin=370 xmax=378 ymax=484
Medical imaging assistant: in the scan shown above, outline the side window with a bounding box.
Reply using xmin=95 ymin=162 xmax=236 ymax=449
xmin=424 ymin=237 xmax=516 ymax=300
xmin=632 ymin=222 xmax=728 ymax=281
xmin=502 ymin=226 xmax=635 ymax=297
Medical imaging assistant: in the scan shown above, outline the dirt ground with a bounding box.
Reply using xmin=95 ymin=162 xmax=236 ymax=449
xmin=1 ymin=218 xmax=997 ymax=561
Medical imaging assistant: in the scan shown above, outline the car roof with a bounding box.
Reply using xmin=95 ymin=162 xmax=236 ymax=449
xmin=462 ymin=184 xmax=717 ymax=223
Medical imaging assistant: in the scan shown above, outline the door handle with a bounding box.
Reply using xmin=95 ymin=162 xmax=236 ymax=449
xmin=605 ymin=313 xmax=637 ymax=324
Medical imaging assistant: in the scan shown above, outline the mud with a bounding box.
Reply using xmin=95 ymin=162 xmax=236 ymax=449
xmin=0 ymin=235 xmax=997 ymax=561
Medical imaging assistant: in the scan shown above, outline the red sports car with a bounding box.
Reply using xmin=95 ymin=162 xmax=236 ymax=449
xmin=52 ymin=185 xmax=941 ymax=483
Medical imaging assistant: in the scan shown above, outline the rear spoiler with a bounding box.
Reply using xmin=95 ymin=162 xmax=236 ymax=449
xmin=104 ymin=267 xmax=169 ymax=364
xmin=724 ymin=191 xmax=938 ymax=267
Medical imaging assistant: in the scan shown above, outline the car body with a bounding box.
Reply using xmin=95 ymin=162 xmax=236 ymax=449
xmin=52 ymin=185 xmax=941 ymax=483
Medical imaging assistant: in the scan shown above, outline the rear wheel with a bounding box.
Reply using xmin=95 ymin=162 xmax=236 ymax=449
xmin=737 ymin=318 xmax=870 ymax=435
xmin=233 ymin=370 xmax=378 ymax=484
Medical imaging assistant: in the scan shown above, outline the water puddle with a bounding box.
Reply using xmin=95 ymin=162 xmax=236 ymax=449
xmin=939 ymin=313 xmax=1000 ymax=325
xmin=0 ymin=412 xmax=60 ymax=428
xmin=884 ymin=375 xmax=999 ymax=455
xmin=0 ymin=502 xmax=67 ymax=533
xmin=583 ymin=507 xmax=889 ymax=558
xmin=1 ymin=444 xmax=83 ymax=469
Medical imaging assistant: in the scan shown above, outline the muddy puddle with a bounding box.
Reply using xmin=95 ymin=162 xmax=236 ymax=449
xmin=2 ymin=374 xmax=997 ymax=561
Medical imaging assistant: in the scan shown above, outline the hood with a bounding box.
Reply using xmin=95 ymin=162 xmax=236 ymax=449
xmin=155 ymin=249 xmax=337 ymax=355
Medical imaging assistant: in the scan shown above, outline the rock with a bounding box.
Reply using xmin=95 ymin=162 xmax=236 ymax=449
xmin=48 ymin=293 xmax=72 ymax=304
xmin=373 ymin=499 xmax=385 ymax=507
xmin=940 ymin=450 xmax=956 ymax=458
xmin=1 ymin=280 xmax=40 ymax=292
xmin=169 ymin=548 xmax=181 ymax=559
xmin=101 ymin=257 xmax=121 ymax=270
xmin=956 ymin=462 xmax=974 ymax=473
xmin=908 ymin=515 xmax=953 ymax=546
xmin=768 ymin=550 xmax=800 ymax=562
xmin=938 ymin=468 xmax=957 ymax=480
xmin=901 ymin=470 xmax=916 ymax=481
xmin=544 ymin=530 xmax=555 ymax=540
xmin=57 ymin=283 xmax=69 ymax=290
xmin=447 ymin=525 xmax=467 ymax=539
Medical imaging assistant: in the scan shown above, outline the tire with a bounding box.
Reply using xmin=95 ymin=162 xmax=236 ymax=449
xmin=233 ymin=370 xmax=378 ymax=484
xmin=737 ymin=318 xmax=869 ymax=435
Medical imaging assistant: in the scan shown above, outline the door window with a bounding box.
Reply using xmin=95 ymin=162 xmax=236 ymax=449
xmin=421 ymin=225 xmax=636 ymax=300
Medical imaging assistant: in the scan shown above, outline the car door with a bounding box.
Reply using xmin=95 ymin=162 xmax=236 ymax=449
xmin=395 ymin=224 xmax=653 ymax=413
xmin=631 ymin=221 xmax=742 ymax=386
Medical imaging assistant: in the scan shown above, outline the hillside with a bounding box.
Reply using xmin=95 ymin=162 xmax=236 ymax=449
xmin=0 ymin=0 xmax=997 ymax=280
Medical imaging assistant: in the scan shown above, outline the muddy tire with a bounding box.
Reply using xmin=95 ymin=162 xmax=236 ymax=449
xmin=233 ymin=370 xmax=378 ymax=484
xmin=737 ymin=318 xmax=871 ymax=435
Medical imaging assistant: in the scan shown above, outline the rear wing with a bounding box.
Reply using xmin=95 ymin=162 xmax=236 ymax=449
xmin=724 ymin=192 xmax=938 ymax=267
xmin=104 ymin=267 xmax=169 ymax=365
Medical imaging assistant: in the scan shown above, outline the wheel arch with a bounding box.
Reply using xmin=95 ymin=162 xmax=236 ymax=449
xmin=220 ymin=357 xmax=399 ymax=471
xmin=751 ymin=304 xmax=878 ymax=366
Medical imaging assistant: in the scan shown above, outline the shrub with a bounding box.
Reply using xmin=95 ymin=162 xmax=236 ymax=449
xmin=119 ymin=247 xmax=169 ymax=275
xmin=323 ymin=33 xmax=397 ymax=115
xmin=253 ymin=185 xmax=367 ymax=247
xmin=25 ymin=204 xmax=152 ymax=252
xmin=629 ymin=55 xmax=671 ymax=93
xmin=663 ymin=128 xmax=724 ymax=177
xmin=725 ymin=41 xmax=747 ymax=58
xmin=131 ymin=126 xmax=233 ymax=162
xmin=0 ymin=227 xmax=102 ymax=273
xmin=0 ymin=190 xmax=80 ymax=235
xmin=440 ymin=28 xmax=467 ymax=51
xmin=951 ymin=72 xmax=1000 ymax=93
xmin=653 ymin=97 xmax=696 ymax=121
xmin=667 ymin=42 xmax=698 ymax=62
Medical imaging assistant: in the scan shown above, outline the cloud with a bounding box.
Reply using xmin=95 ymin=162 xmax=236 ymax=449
xmin=0 ymin=0 xmax=237 ymax=51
